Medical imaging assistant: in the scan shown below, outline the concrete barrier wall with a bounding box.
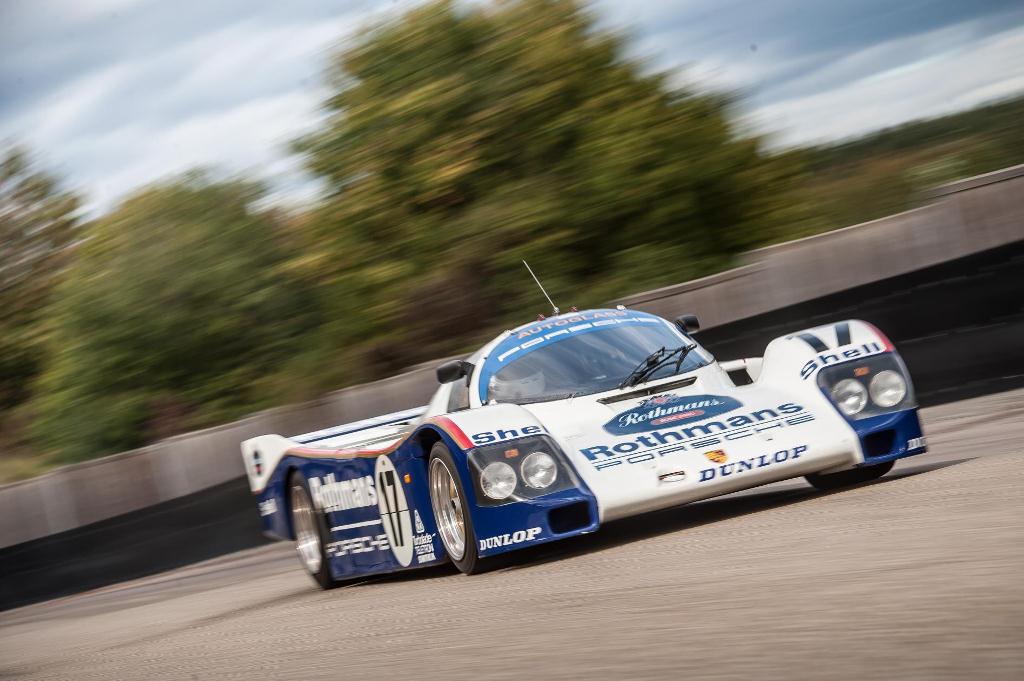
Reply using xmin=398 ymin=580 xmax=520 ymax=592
xmin=1 ymin=164 xmax=1023 ymax=551
xmin=0 ymin=362 xmax=443 ymax=548
xmin=616 ymin=163 xmax=1024 ymax=323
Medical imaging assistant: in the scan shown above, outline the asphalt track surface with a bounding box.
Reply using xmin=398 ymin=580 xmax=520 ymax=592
xmin=2 ymin=389 xmax=1023 ymax=680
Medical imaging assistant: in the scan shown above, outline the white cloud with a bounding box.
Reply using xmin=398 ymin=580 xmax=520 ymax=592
xmin=750 ymin=23 xmax=1024 ymax=147
xmin=1 ymin=0 xmax=1022 ymax=216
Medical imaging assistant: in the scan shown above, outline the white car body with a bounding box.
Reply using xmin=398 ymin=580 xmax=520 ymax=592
xmin=242 ymin=307 xmax=926 ymax=582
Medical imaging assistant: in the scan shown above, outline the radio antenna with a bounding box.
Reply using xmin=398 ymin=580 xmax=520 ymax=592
xmin=523 ymin=260 xmax=559 ymax=316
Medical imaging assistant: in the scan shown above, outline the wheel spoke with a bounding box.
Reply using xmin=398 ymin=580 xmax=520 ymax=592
xmin=290 ymin=484 xmax=322 ymax=574
xmin=430 ymin=458 xmax=466 ymax=561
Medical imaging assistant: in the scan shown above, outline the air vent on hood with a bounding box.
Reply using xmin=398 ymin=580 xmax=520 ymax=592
xmin=598 ymin=376 xmax=697 ymax=405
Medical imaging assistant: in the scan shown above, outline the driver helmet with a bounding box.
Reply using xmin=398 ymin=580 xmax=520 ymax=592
xmin=489 ymin=367 xmax=546 ymax=401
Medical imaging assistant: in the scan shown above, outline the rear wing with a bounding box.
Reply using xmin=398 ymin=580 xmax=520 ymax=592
xmin=241 ymin=406 xmax=426 ymax=493
xmin=290 ymin=406 xmax=426 ymax=446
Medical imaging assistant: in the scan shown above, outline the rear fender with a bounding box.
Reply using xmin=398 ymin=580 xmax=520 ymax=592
xmin=241 ymin=434 xmax=296 ymax=494
xmin=239 ymin=435 xmax=301 ymax=540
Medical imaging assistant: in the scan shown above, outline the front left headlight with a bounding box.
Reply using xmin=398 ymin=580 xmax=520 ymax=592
xmin=817 ymin=353 xmax=915 ymax=419
xmin=831 ymin=378 xmax=868 ymax=417
xmin=869 ymin=370 xmax=907 ymax=408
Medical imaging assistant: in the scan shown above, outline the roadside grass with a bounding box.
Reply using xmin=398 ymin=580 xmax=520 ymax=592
xmin=0 ymin=450 xmax=53 ymax=485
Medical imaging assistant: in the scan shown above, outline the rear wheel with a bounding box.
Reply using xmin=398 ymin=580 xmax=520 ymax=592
xmin=804 ymin=460 xmax=894 ymax=491
xmin=288 ymin=472 xmax=336 ymax=589
xmin=428 ymin=443 xmax=505 ymax=575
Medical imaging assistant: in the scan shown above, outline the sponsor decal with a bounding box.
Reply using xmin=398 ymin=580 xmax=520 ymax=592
xmin=907 ymin=436 xmax=926 ymax=450
xmin=257 ymin=498 xmax=277 ymax=517
xmin=510 ymin=310 xmax=631 ymax=342
xmin=604 ymin=394 xmax=742 ymax=435
xmin=704 ymin=449 xmax=728 ymax=464
xmin=799 ymin=341 xmax=885 ymax=380
xmin=478 ymin=526 xmax=542 ymax=551
xmin=582 ymin=402 xmax=812 ymax=471
xmin=411 ymin=510 xmax=437 ymax=563
xmin=414 ymin=533 xmax=437 ymax=564
xmin=698 ymin=445 xmax=807 ymax=483
xmin=471 ymin=425 xmax=544 ymax=446
xmin=326 ymin=534 xmax=390 ymax=557
xmin=375 ymin=456 xmax=415 ymax=567
xmin=309 ymin=474 xmax=378 ymax=513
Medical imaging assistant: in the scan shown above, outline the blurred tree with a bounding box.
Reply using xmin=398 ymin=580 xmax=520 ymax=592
xmin=797 ymin=94 xmax=1024 ymax=229
xmin=13 ymin=0 xmax=1020 ymax=473
xmin=31 ymin=176 xmax=320 ymax=462
xmin=0 ymin=146 xmax=80 ymax=411
xmin=296 ymin=0 xmax=797 ymax=379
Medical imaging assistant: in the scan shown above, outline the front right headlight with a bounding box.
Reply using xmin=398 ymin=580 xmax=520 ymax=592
xmin=479 ymin=461 xmax=517 ymax=500
xmin=831 ymin=378 xmax=868 ymax=416
xmin=521 ymin=451 xmax=558 ymax=489
xmin=468 ymin=435 xmax=577 ymax=506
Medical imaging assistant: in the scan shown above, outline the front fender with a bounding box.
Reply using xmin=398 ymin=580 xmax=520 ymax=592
xmin=437 ymin=403 xmax=552 ymax=449
xmin=426 ymin=405 xmax=599 ymax=557
xmin=758 ymin=319 xmax=925 ymax=471
xmin=759 ymin=319 xmax=892 ymax=385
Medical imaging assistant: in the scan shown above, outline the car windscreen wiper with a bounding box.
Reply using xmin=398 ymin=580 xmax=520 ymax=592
xmin=617 ymin=344 xmax=695 ymax=390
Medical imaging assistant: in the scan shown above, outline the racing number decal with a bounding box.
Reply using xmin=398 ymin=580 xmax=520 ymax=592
xmin=374 ymin=456 xmax=414 ymax=567
xmin=380 ymin=470 xmax=403 ymax=546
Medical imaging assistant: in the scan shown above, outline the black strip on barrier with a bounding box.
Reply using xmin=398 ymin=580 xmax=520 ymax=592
xmin=0 ymin=477 xmax=270 ymax=611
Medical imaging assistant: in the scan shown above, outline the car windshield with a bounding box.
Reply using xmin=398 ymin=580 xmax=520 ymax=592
xmin=485 ymin=323 xmax=710 ymax=404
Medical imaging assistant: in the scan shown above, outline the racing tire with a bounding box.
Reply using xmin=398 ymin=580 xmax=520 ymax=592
xmin=804 ymin=460 xmax=895 ymax=491
xmin=288 ymin=471 xmax=337 ymax=589
xmin=427 ymin=443 xmax=506 ymax=575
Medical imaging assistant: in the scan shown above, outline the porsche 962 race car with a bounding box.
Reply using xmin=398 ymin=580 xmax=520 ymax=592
xmin=242 ymin=308 xmax=926 ymax=586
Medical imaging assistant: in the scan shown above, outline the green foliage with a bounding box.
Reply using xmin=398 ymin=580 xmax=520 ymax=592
xmin=795 ymin=95 xmax=1024 ymax=229
xmin=0 ymin=146 xmax=80 ymax=411
xmin=30 ymin=177 xmax=320 ymax=462
xmin=4 ymin=0 xmax=1022 ymax=474
xmin=296 ymin=0 xmax=796 ymax=378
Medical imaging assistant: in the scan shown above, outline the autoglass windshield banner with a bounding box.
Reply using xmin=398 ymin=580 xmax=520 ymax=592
xmin=478 ymin=309 xmax=672 ymax=402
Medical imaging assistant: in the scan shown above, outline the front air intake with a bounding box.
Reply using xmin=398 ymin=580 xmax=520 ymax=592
xmin=548 ymin=502 xmax=592 ymax=534
xmin=863 ymin=429 xmax=896 ymax=458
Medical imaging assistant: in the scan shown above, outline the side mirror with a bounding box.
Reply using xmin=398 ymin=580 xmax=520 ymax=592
xmin=674 ymin=314 xmax=700 ymax=335
xmin=436 ymin=360 xmax=474 ymax=385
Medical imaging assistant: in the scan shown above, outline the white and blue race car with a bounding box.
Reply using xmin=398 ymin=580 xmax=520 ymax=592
xmin=242 ymin=308 xmax=926 ymax=587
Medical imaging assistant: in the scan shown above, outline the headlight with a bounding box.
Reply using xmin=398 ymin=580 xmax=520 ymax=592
xmin=479 ymin=461 xmax=517 ymax=500
xmin=869 ymin=370 xmax=907 ymax=408
xmin=469 ymin=435 xmax=576 ymax=506
xmin=817 ymin=353 xmax=916 ymax=420
xmin=521 ymin=451 xmax=557 ymax=489
xmin=831 ymin=378 xmax=867 ymax=416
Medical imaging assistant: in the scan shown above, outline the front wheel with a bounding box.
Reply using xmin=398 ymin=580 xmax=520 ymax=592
xmin=804 ymin=460 xmax=894 ymax=491
xmin=428 ymin=443 xmax=505 ymax=575
xmin=288 ymin=472 xmax=336 ymax=589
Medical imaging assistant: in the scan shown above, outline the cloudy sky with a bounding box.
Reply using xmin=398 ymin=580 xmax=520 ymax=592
xmin=2 ymin=0 xmax=1024 ymax=216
